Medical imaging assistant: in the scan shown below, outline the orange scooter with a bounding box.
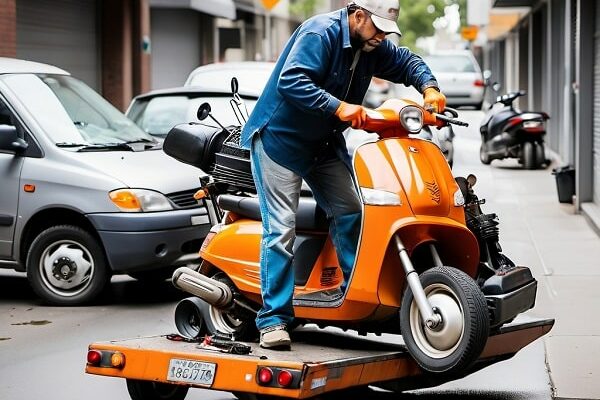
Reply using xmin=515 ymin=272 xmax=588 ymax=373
xmin=165 ymin=98 xmax=538 ymax=374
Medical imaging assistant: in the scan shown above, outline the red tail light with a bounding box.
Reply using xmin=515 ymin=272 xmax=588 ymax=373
xmin=87 ymin=350 xmax=102 ymax=366
xmin=277 ymin=370 xmax=294 ymax=387
xmin=474 ymin=79 xmax=485 ymax=87
xmin=258 ymin=367 xmax=273 ymax=384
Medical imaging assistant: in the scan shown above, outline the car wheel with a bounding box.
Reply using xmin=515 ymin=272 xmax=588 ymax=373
xmin=127 ymin=379 xmax=189 ymax=400
xmin=400 ymin=266 xmax=489 ymax=373
xmin=26 ymin=225 xmax=109 ymax=305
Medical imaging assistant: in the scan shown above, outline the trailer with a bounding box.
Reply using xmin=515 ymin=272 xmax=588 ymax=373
xmin=85 ymin=316 xmax=553 ymax=400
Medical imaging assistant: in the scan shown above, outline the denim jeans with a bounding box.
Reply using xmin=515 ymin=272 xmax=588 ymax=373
xmin=251 ymin=135 xmax=362 ymax=331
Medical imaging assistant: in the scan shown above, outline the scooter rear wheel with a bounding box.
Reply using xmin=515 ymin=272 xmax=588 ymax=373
xmin=400 ymin=266 xmax=489 ymax=373
xmin=479 ymin=139 xmax=491 ymax=165
xmin=522 ymin=141 xmax=536 ymax=169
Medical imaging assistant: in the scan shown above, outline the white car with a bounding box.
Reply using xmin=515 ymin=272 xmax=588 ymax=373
xmin=184 ymin=61 xmax=275 ymax=94
xmin=423 ymin=50 xmax=485 ymax=109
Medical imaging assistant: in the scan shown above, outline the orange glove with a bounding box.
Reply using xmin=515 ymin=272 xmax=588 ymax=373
xmin=423 ymin=87 xmax=446 ymax=114
xmin=335 ymin=101 xmax=367 ymax=129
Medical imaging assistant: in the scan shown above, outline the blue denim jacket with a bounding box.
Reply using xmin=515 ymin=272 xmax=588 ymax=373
xmin=241 ymin=7 xmax=438 ymax=175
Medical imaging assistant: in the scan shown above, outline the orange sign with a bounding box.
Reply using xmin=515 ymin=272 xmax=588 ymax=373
xmin=261 ymin=0 xmax=280 ymax=10
xmin=461 ymin=25 xmax=479 ymax=41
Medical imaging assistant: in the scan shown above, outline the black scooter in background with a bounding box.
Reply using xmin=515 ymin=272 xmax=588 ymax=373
xmin=479 ymin=83 xmax=550 ymax=169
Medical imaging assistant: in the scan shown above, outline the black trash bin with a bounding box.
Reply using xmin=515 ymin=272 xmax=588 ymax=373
xmin=552 ymin=166 xmax=575 ymax=204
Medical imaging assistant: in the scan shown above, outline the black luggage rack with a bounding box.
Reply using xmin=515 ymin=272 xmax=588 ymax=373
xmin=212 ymin=127 xmax=256 ymax=192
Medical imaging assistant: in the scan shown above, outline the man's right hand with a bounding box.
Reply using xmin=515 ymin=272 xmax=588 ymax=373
xmin=335 ymin=101 xmax=367 ymax=129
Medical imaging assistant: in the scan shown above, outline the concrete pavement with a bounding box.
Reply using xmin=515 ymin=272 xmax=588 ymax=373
xmin=452 ymin=112 xmax=600 ymax=400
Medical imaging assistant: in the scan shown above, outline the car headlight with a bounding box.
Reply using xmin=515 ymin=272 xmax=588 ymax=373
xmin=109 ymin=189 xmax=174 ymax=212
xmin=400 ymin=106 xmax=423 ymax=133
xmin=361 ymin=187 xmax=402 ymax=205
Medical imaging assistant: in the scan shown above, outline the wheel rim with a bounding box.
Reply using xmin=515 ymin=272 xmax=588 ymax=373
xmin=39 ymin=240 xmax=94 ymax=297
xmin=208 ymin=272 xmax=245 ymax=334
xmin=409 ymin=283 xmax=465 ymax=358
xmin=208 ymin=304 xmax=244 ymax=334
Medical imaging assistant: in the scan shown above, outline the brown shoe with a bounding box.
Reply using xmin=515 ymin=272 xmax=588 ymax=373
xmin=260 ymin=324 xmax=291 ymax=349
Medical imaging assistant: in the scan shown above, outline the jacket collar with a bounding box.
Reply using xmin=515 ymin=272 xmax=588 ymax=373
xmin=341 ymin=7 xmax=351 ymax=49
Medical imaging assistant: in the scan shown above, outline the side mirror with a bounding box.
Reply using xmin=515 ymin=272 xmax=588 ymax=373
xmin=0 ymin=124 xmax=28 ymax=153
xmin=231 ymin=77 xmax=239 ymax=95
xmin=197 ymin=103 xmax=211 ymax=121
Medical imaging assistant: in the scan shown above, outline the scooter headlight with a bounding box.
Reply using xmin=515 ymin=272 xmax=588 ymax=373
xmin=360 ymin=187 xmax=402 ymax=206
xmin=400 ymin=106 xmax=423 ymax=133
xmin=109 ymin=189 xmax=174 ymax=212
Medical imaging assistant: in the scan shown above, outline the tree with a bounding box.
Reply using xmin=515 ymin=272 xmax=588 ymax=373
xmin=398 ymin=0 xmax=467 ymax=53
xmin=289 ymin=0 xmax=323 ymax=20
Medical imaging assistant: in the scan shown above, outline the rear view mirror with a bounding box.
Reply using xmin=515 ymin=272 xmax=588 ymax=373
xmin=197 ymin=103 xmax=212 ymax=121
xmin=231 ymin=77 xmax=239 ymax=95
xmin=0 ymin=124 xmax=28 ymax=153
xmin=492 ymin=82 xmax=501 ymax=92
xmin=483 ymin=70 xmax=492 ymax=81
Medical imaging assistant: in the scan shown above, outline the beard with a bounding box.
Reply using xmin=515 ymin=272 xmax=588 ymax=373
xmin=361 ymin=39 xmax=382 ymax=52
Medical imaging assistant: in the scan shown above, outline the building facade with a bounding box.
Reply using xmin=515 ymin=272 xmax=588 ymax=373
xmin=483 ymin=0 xmax=600 ymax=233
xmin=0 ymin=0 xmax=339 ymax=109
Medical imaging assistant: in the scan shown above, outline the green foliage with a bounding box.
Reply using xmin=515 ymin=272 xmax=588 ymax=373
xmin=398 ymin=0 xmax=467 ymax=52
xmin=289 ymin=0 xmax=323 ymax=19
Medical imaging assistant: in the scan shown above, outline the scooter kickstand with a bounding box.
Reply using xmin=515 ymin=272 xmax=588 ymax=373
xmin=395 ymin=236 xmax=442 ymax=329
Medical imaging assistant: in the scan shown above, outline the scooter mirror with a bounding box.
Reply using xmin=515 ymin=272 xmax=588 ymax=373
xmin=231 ymin=77 xmax=239 ymax=95
xmin=197 ymin=102 xmax=212 ymax=121
xmin=483 ymin=70 xmax=492 ymax=81
xmin=467 ymin=174 xmax=477 ymax=188
xmin=492 ymin=82 xmax=501 ymax=92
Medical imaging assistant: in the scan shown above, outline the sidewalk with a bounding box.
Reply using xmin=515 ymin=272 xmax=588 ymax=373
xmin=453 ymin=121 xmax=600 ymax=400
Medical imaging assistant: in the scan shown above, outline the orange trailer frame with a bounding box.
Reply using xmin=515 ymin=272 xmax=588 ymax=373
xmin=86 ymin=318 xmax=553 ymax=399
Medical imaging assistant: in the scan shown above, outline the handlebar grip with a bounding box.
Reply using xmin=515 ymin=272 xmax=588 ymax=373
xmin=435 ymin=113 xmax=469 ymax=127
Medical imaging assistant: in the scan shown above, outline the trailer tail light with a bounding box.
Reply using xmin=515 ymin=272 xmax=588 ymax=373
xmin=256 ymin=367 xmax=301 ymax=388
xmin=277 ymin=370 xmax=294 ymax=387
xmin=87 ymin=350 xmax=102 ymax=366
xmin=86 ymin=349 xmax=126 ymax=369
xmin=258 ymin=367 xmax=273 ymax=384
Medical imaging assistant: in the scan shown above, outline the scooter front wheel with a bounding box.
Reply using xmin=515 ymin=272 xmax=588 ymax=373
xmin=400 ymin=266 xmax=489 ymax=373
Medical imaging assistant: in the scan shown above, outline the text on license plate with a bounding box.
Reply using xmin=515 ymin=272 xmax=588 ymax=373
xmin=167 ymin=358 xmax=216 ymax=386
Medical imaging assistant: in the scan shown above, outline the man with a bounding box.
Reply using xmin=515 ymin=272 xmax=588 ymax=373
xmin=241 ymin=0 xmax=446 ymax=349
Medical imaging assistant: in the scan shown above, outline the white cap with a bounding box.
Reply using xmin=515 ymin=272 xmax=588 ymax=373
xmin=352 ymin=0 xmax=401 ymax=36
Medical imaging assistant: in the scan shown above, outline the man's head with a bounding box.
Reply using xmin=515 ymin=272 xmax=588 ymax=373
xmin=348 ymin=0 xmax=401 ymax=52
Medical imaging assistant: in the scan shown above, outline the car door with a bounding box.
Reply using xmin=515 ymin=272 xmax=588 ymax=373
xmin=0 ymin=97 xmax=24 ymax=259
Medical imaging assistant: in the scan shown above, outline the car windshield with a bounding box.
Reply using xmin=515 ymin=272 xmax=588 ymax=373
xmin=128 ymin=95 xmax=258 ymax=137
xmin=423 ymin=55 xmax=477 ymax=73
xmin=0 ymin=73 xmax=153 ymax=146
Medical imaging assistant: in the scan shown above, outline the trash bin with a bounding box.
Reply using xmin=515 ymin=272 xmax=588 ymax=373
xmin=552 ymin=166 xmax=575 ymax=204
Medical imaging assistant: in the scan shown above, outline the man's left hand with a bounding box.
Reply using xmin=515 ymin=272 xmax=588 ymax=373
xmin=423 ymin=87 xmax=446 ymax=114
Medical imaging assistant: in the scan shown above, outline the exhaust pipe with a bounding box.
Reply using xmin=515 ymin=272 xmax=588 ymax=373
xmin=172 ymin=267 xmax=233 ymax=308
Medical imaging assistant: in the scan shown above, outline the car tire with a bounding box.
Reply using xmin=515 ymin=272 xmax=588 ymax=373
xmin=26 ymin=225 xmax=109 ymax=306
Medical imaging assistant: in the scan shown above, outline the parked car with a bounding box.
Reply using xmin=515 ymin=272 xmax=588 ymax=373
xmin=422 ymin=50 xmax=485 ymax=109
xmin=184 ymin=61 xmax=275 ymax=93
xmin=0 ymin=58 xmax=212 ymax=305
xmin=126 ymin=87 xmax=259 ymax=139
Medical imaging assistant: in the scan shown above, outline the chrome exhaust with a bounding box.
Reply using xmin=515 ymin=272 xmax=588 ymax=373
xmin=172 ymin=267 xmax=233 ymax=308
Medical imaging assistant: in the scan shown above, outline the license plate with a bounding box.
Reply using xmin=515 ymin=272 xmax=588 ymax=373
xmin=166 ymin=358 xmax=216 ymax=386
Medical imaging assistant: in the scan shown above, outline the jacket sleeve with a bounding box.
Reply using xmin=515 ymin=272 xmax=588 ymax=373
xmin=277 ymin=32 xmax=341 ymax=117
xmin=374 ymin=41 xmax=439 ymax=93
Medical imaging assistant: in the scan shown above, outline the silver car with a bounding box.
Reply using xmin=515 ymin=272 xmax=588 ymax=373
xmin=423 ymin=50 xmax=485 ymax=109
xmin=0 ymin=58 xmax=211 ymax=305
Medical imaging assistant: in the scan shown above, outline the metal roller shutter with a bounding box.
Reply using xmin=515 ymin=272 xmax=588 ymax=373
xmin=15 ymin=0 xmax=99 ymax=90
xmin=594 ymin=0 xmax=600 ymax=204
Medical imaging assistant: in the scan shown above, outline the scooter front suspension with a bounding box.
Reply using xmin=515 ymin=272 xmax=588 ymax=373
xmin=395 ymin=236 xmax=442 ymax=329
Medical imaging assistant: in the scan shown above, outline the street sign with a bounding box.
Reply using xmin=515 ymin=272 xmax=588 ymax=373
xmin=461 ymin=25 xmax=479 ymax=41
xmin=261 ymin=0 xmax=280 ymax=10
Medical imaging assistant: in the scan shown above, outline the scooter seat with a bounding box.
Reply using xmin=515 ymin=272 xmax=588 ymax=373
xmin=217 ymin=194 xmax=329 ymax=232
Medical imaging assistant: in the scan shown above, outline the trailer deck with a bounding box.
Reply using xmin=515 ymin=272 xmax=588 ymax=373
xmin=86 ymin=317 xmax=553 ymax=399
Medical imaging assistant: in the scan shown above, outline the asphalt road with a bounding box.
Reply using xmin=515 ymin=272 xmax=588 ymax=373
xmin=0 ymin=110 xmax=553 ymax=400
